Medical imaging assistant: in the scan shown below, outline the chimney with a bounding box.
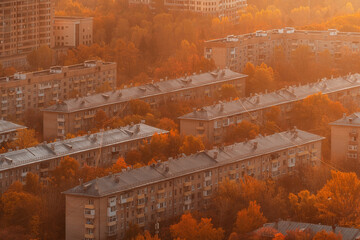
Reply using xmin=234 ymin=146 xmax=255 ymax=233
xmin=79 ymin=178 xmax=83 ymax=186
xmin=213 ymin=151 xmax=218 ymax=159
xmin=253 ymin=141 xmax=258 ymax=149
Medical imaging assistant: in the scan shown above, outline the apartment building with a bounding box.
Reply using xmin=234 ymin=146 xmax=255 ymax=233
xmin=204 ymin=28 xmax=360 ymax=72
xmin=54 ymin=16 xmax=93 ymax=48
xmin=129 ymin=0 xmax=247 ymax=22
xmin=0 ymin=123 xmax=167 ymax=193
xmin=330 ymin=113 xmax=360 ymax=164
xmin=42 ymin=69 xmax=246 ymax=140
xmin=64 ymin=129 xmax=324 ymax=240
xmin=0 ymin=60 xmax=116 ymax=121
xmin=0 ymin=120 xmax=26 ymax=144
xmin=0 ymin=0 xmax=54 ymax=68
xmin=179 ymin=74 xmax=360 ymax=145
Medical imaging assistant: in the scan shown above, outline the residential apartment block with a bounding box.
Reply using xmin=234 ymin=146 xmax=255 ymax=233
xmin=64 ymin=129 xmax=323 ymax=240
xmin=42 ymin=69 xmax=246 ymax=140
xmin=54 ymin=16 xmax=93 ymax=48
xmin=0 ymin=0 xmax=55 ymax=68
xmin=204 ymin=28 xmax=360 ymax=72
xmin=129 ymin=0 xmax=247 ymax=22
xmin=0 ymin=60 xmax=116 ymax=121
xmin=179 ymin=74 xmax=360 ymax=145
xmin=330 ymin=113 xmax=360 ymax=164
xmin=0 ymin=120 xmax=26 ymax=144
xmin=0 ymin=123 xmax=167 ymax=193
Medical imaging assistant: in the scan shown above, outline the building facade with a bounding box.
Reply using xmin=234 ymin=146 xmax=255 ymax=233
xmin=0 ymin=123 xmax=167 ymax=193
xmin=129 ymin=0 xmax=247 ymax=22
xmin=0 ymin=0 xmax=55 ymax=68
xmin=0 ymin=60 xmax=116 ymax=121
xmin=330 ymin=113 xmax=360 ymax=165
xmin=64 ymin=129 xmax=324 ymax=240
xmin=54 ymin=16 xmax=93 ymax=48
xmin=0 ymin=120 xmax=26 ymax=144
xmin=204 ymin=28 xmax=360 ymax=72
xmin=42 ymin=69 xmax=246 ymax=140
xmin=179 ymin=74 xmax=360 ymax=145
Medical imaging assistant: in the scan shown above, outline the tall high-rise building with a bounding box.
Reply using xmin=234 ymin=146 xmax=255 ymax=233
xmin=0 ymin=0 xmax=55 ymax=68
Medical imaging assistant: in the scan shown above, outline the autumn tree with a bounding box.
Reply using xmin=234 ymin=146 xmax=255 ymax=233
xmin=156 ymin=118 xmax=178 ymax=131
xmin=315 ymin=171 xmax=360 ymax=227
xmin=313 ymin=231 xmax=342 ymax=240
xmin=1 ymin=183 xmax=41 ymax=231
xmin=219 ymin=84 xmax=239 ymax=100
xmin=246 ymin=63 xmax=276 ymax=94
xmin=224 ymin=120 xmax=260 ymax=144
xmin=9 ymin=128 xmax=39 ymax=150
xmin=27 ymin=45 xmax=54 ymax=70
xmin=95 ymin=109 xmax=108 ymax=129
xmin=129 ymin=99 xmax=152 ymax=116
xmin=234 ymin=201 xmax=267 ymax=236
xmin=179 ymin=135 xmax=205 ymax=155
xmin=50 ymin=156 xmax=80 ymax=190
xmin=288 ymin=190 xmax=318 ymax=223
xmin=170 ymin=213 xmax=224 ymax=240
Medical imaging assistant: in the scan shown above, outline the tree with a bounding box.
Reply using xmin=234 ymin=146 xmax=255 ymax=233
xmin=170 ymin=213 xmax=224 ymax=240
xmin=50 ymin=156 xmax=80 ymax=190
xmin=219 ymin=84 xmax=239 ymax=100
xmin=129 ymin=99 xmax=152 ymax=116
xmin=94 ymin=109 xmax=108 ymax=129
xmin=179 ymin=135 xmax=205 ymax=155
xmin=234 ymin=201 xmax=267 ymax=235
xmin=24 ymin=172 xmax=41 ymax=195
xmin=135 ymin=231 xmax=161 ymax=240
xmin=288 ymin=190 xmax=318 ymax=223
xmin=246 ymin=63 xmax=275 ymax=94
xmin=1 ymin=188 xmax=41 ymax=231
xmin=27 ymin=45 xmax=54 ymax=70
xmin=125 ymin=150 xmax=142 ymax=165
xmin=313 ymin=231 xmax=342 ymax=240
xmin=315 ymin=171 xmax=360 ymax=227
xmin=124 ymin=223 xmax=142 ymax=240
xmin=9 ymin=129 xmax=39 ymax=150
xmin=224 ymin=120 xmax=260 ymax=144
xmin=156 ymin=118 xmax=178 ymax=131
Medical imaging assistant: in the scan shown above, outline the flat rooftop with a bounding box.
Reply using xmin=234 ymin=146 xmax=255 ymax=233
xmin=43 ymin=69 xmax=247 ymax=113
xmin=64 ymin=129 xmax=324 ymax=197
xmin=0 ymin=60 xmax=115 ymax=84
xmin=205 ymin=28 xmax=360 ymax=44
xmin=0 ymin=123 xmax=167 ymax=171
xmin=179 ymin=74 xmax=360 ymax=121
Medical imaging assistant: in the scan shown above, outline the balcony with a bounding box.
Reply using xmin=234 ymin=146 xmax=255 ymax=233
xmin=183 ymin=181 xmax=192 ymax=187
xmin=157 ymin=188 xmax=165 ymax=194
xmin=85 ymin=224 xmax=94 ymax=229
xmin=137 ymin=194 xmax=145 ymax=199
xmin=229 ymin=169 xmax=236 ymax=175
xmin=204 ymin=185 xmax=212 ymax=191
xmin=136 ymin=213 xmax=145 ymax=218
xmin=107 ymin=231 xmax=117 ymax=237
xmin=107 ymin=208 xmax=117 ymax=217
xmin=156 ymin=208 xmax=165 ymax=213
xmin=204 ymin=175 xmax=212 ymax=181
xmin=196 ymin=126 xmax=205 ymax=131
xmin=297 ymin=151 xmax=309 ymax=157
xmin=85 ymin=204 xmax=95 ymax=209
xmin=120 ymin=197 xmax=133 ymax=204
xmin=85 ymin=234 xmax=95 ymax=239
xmin=40 ymin=168 xmax=49 ymax=173
xmin=184 ymin=199 xmax=192 ymax=205
xmin=107 ymin=220 xmax=117 ymax=227
xmin=157 ymin=198 xmax=165 ymax=203
xmin=137 ymin=204 xmax=145 ymax=209
xmin=84 ymin=213 xmax=95 ymax=219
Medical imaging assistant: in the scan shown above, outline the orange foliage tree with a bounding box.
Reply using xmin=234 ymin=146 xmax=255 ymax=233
xmin=170 ymin=213 xmax=224 ymax=240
